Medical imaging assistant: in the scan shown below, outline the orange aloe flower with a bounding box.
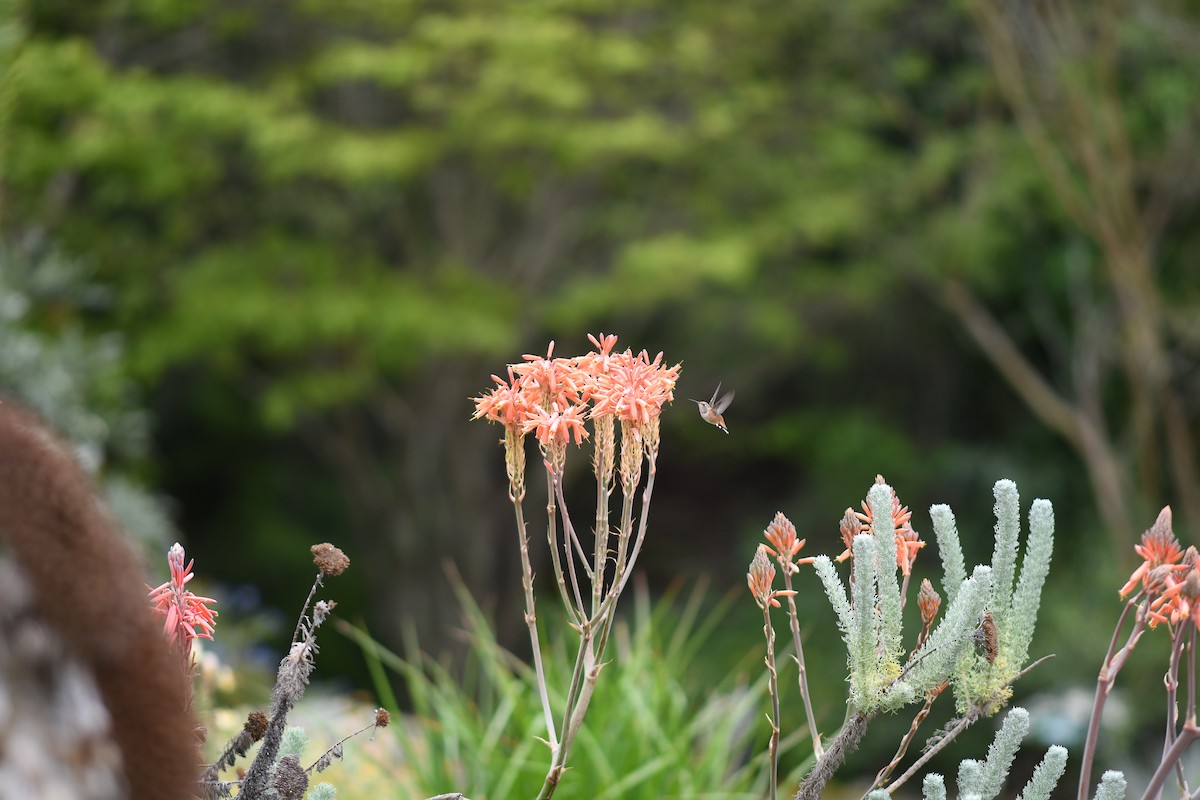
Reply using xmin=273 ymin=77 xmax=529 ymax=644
xmin=763 ymin=512 xmax=817 ymax=572
xmin=747 ymin=544 xmax=795 ymax=609
xmin=896 ymin=525 xmax=926 ymax=577
xmin=835 ymin=507 xmax=862 ymax=563
xmin=836 ymin=477 xmax=926 ymax=573
xmin=521 ymin=401 xmax=590 ymax=448
xmin=591 ymin=348 xmax=680 ymax=425
xmin=472 ymin=366 xmax=536 ymax=430
xmin=148 ymin=543 xmax=217 ymax=659
xmin=512 ymin=341 xmax=588 ymax=411
xmin=575 ymin=332 xmax=621 ymax=392
xmin=917 ymin=579 xmax=941 ymax=628
xmin=1120 ymin=506 xmax=1186 ymax=599
xmin=1148 ymin=551 xmax=1200 ymax=630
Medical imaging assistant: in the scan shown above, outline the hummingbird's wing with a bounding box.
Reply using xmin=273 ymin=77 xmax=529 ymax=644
xmin=714 ymin=389 xmax=735 ymax=414
xmin=709 ymin=382 xmax=722 ymax=405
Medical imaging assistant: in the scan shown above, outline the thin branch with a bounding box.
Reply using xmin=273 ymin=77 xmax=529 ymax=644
xmin=866 ymin=684 xmax=946 ymax=797
xmin=888 ymin=655 xmax=1055 ymax=796
xmin=1078 ymin=598 xmax=1147 ymax=800
xmin=782 ymin=567 xmax=824 ymax=759
xmin=510 ymin=495 xmax=558 ymax=748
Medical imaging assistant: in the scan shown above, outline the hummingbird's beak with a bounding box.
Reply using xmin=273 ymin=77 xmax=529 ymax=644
xmin=689 ymin=398 xmax=703 ymax=405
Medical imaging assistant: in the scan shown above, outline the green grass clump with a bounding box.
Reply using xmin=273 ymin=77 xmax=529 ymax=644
xmin=343 ymin=580 xmax=807 ymax=799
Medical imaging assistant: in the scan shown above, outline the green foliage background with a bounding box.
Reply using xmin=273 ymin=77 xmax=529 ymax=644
xmin=4 ymin=0 xmax=1200 ymax=793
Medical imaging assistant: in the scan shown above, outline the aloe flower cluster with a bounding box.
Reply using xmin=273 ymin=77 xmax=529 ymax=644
xmin=473 ymin=334 xmax=680 ymax=800
xmin=148 ymin=542 xmax=217 ymax=664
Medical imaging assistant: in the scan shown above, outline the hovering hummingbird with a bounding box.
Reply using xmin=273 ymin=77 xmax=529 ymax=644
xmin=692 ymin=383 xmax=735 ymax=434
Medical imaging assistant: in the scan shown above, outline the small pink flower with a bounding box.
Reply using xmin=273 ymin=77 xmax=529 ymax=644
xmin=148 ymin=543 xmax=217 ymax=657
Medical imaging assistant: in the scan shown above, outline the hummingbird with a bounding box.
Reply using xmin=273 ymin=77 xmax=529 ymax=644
xmin=692 ymin=383 xmax=735 ymax=434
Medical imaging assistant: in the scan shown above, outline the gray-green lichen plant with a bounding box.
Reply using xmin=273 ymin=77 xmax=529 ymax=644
xmin=797 ymin=479 xmax=1128 ymax=800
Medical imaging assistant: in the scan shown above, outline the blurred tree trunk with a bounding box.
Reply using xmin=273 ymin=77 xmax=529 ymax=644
xmin=294 ymin=168 xmax=586 ymax=655
xmin=944 ymin=0 xmax=1200 ymax=547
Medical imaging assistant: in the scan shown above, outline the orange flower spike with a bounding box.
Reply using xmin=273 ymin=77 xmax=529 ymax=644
xmin=591 ymin=348 xmax=680 ymax=424
xmin=472 ymin=367 xmax=535 ymax=430
xmin=1120 ymin=506 xmax=1187 ymax=599
xmin=835 ymin=507 xmax=862 ymax=563
xmin=747 ymin=544 xmax=798 ymax=608
xmin=896 ymin=526 xmax=926 ymax=576
xmin=1148 ymin=548 xmax=1200 ymax=618
xmin=764 ymin=511 xmax=816 ymax=569
xmin=765 ymin=512 xmax=798 ymax=555
xmin=523 ymin=402 xmax=590 ymax=447
xmin=575 ymin=333 xmax=622 ymax=403
xmin=917 ymin=579 xmax=941 ymax=628
xmin=515 ymin=341 xmax=587 ymax=410
xmin=748 ymin=545 xmax=776 ymax=603
xmin=586 ymin=332 xmax=619 ymax=360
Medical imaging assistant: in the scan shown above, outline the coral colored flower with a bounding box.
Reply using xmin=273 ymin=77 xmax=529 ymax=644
xmin=1148 ymin=553 xmax=1200 ymax=630
xmin=837 ymin=476 xmax=925 ymax=574
xmin=148 ymin=543 xmax=217 ymax=656
xmin=917 ymin=579 xmax=941 ymax=628
xmin=748 ymin=545 xmax=779 ymax=607
xmin=896 ymin=525 xmax=926 ymax=577
xmin=522 ymin=401 xmax=590 ymax=447
xmin=575 ymin=332 xmax=621 ymax=390
xmin=764 ymin=512 xmax=816 ymax=571
xmin=1120 ymin=506 xmax=1187 ymax=599
xmin=835 ymin=507 xmax=862 ymax=563
xmin=591 ymin=348 xmax=680 ymax=424
xmin=512 ymin=341 xmax=588 ymax=411
xmin=747 ymin=544 xmax=796 ymax=609
xmin=472 ymin=367 xmax=535 ymax=430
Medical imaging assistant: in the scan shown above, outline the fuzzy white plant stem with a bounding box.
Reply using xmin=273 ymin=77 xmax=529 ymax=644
xmin=1092 ymin=771 xmax=1126 ymax=800
xmin=1006 ymin=499 xmax=1054 ymax=667
xmin=1017 ymin=745 xmax=1068 ymax=800
xmin=868 ymin=484 xmax=904 ymax=660
xmin=976 ymin=707 xmax=1030 ymax=800
xmin=923 ymin=773 xmax=948 ymax=800
xmin=989 ymin=480 xmax=1021 ymax=623
xmin=904 ymin=567 xmax=993 ymax=695
xmin=931 ymin=504 xmax=966 ymax=606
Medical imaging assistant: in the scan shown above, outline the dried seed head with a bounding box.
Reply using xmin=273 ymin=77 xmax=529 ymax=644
xmin=310 ymin=543 xmax=350 ymax=576
xmin=244 ymin=710 xmax=269 ymax=742
xmin=273 ymin=755 xmax=309 ymax=800
xmin=375 ymin=708 xmax=391 ymax=728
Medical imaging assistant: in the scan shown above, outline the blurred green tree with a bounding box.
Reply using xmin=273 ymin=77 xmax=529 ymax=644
xmin=4 ymin=0 xmax=1197 ymax=673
